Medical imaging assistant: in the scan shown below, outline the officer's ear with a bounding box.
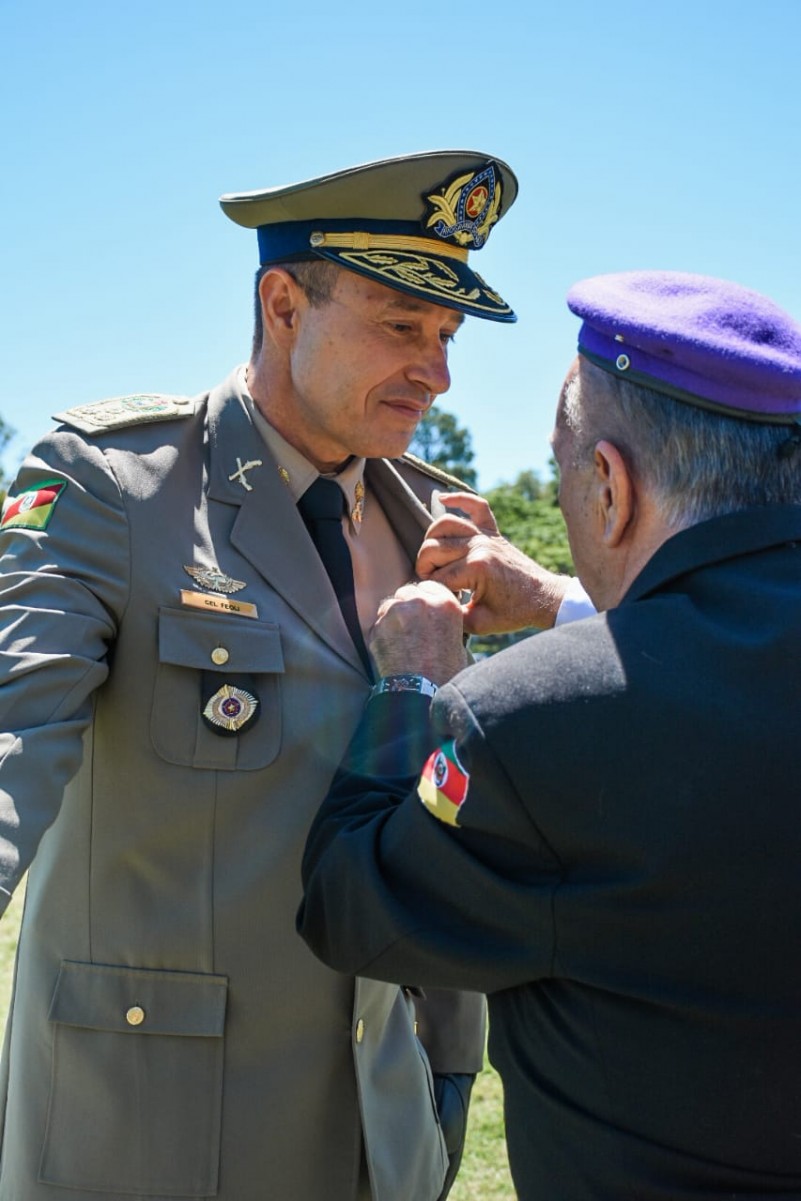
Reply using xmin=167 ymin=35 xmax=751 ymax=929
xmin=257 ymin=268 xmax=305 ymax=349
xmin=593 ymin=439 xmax=634 ymax=548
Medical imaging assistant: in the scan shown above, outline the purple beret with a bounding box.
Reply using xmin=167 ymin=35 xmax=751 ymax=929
xmin=567 ymin=270 xmax=801 ymax=422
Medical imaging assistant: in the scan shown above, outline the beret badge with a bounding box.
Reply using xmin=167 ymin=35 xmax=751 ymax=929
xmin=424 ymin=162 xmax=502 ymax=249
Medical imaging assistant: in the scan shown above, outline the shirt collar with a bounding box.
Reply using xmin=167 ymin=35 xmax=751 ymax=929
xmin=240 ymin=368 xmax=366 ymax=531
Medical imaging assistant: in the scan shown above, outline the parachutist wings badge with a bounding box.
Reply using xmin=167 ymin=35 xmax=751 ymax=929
xmin=184 ymin=565 xmax=247 ymax=594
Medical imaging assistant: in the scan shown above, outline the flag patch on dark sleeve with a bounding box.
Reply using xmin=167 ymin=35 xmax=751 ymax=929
xmin=418 ymin=739 xmax=470 ymax=827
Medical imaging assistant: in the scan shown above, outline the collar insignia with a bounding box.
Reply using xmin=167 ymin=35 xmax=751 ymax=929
xmin=351 ymin=479 xmax=365 ymax=524
xmin=229 ymin=457 xmax=263 ymax=491
xmin=184 ymin=565 xmax=247 ymax=594
xmin=424 ymin=163 xmax=502 ymax=250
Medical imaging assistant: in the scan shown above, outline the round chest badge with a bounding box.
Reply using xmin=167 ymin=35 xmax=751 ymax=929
xmin=202 ymin=684 xmax=259 ymax=735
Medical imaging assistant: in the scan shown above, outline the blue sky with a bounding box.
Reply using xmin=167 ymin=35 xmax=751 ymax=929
xmin=2 ymin=0 xmax=799 ymax=490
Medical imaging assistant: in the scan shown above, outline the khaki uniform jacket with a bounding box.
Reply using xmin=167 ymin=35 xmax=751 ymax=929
xmin=0 ymin=369 xmax=484 ymax=1200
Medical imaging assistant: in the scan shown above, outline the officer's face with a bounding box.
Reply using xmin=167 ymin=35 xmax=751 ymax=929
xmin=285 ymin=270 xmax=463 ymax=471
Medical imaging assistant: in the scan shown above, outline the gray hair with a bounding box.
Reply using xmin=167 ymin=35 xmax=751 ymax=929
xmin=251 ymin=259 xmax=340 ymax=355
xmin=563 ymin=361 xmax=801 ymax=528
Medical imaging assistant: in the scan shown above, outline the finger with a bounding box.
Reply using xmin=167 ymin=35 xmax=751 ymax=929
xmin=460 ymin=598 xmax=502 ymax=637
xmin=414 ymin=578 xmax=458 ymax=601
xmin=435 ymin=492 xmax=500 ymax=534
xmin=420 ymin=558 xmax=478 ymax=595
xmin=375 ymin=583 xmax=417 ymax=618
xmin=416 ymin=535 xmax=474 ymax=577
xmin=377 ymin=579 xmax=455 ymax=616
xmin=425 ymin=512 xmax=481 ymax=540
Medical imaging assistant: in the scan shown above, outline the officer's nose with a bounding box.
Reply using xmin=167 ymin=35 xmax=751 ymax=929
xmin=410 ymin=341 xmax=451 ymax=398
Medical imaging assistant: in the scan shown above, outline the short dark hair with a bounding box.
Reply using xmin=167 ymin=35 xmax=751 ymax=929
xmin=251 ymin=260 xmax=340 ymax=355
xmin=564 ymin=361 xmax=801 ymax=528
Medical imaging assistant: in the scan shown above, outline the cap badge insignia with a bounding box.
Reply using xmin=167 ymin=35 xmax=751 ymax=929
xmin=229 ymin=457 xmax=263 ymax=491
xmin=351 ymin=479 xmax=365 ymax=524
xmin=425 ymin=163 xmax=502 ymax=250
xmin=202 ymin=684 xmax=259 ymax=735
xmin=184 ymin=565 xmax=247 ymax=594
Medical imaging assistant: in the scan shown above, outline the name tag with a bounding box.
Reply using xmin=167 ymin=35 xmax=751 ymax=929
xmin=180 ymin=590 xmax=259 ymax=619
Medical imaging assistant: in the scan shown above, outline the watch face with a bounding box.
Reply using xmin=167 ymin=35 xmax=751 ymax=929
xmin=389 ymin=676 xmax=416 ymax=691
xmin=372 ymin=675 xmax=437 ymax=700
xmin=383 ymin=675 xmax=420 ymax=693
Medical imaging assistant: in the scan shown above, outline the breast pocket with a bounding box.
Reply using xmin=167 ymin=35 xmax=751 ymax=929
xmin=40 ymin=961 xmax=228 ymax=1197
xmin=151 ymin=606 xmax=284 ymax=770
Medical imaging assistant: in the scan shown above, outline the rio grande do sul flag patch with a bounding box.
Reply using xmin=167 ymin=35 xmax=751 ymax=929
xmin=1 ymin=479 xmax=67 ymax=532
xmin=418 ymin=739 xmax=470 ymax=827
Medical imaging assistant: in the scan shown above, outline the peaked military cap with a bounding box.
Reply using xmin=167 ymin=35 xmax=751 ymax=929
xmin=220 ymin=151 xmax=518 ymax=322
xmin=568 ymin=270 xmax=801 ymax=422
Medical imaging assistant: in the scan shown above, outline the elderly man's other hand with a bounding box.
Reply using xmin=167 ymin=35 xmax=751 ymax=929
xmin=370 ymin=581 xmax=469 ymax=685
xmin=416 ymin=493 xmax=571 ymax=634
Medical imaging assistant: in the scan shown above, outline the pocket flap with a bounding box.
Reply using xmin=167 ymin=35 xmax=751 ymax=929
xmin=49 ymin=961 xmax=228 ymax=1037
xmin=158 ymin=606 xmax=284 ymax=673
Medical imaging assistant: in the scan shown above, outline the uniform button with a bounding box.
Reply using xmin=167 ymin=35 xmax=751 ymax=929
xmin=211 ymin=647 xmax=229 ymax=665
xmin=355 ymin=1019 xmax=365 ymax=1044
xmin=126 ymin=1005 xmax=146 ymax=1027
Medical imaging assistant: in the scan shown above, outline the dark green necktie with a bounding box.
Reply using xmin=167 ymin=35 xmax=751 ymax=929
xmin=297 ymin=478 xmax=372 ymax=677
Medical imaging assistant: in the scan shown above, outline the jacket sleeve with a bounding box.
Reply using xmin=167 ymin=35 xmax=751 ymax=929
xmin=298 ymin=684 xmax=562 ymax=996
xmin=413 ymin=987 xmax=485 ymax=1074
xmin=0 ymin=431 xmax=130 ymax=908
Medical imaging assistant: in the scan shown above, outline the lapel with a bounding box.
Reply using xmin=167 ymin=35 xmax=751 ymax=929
xmin=364 ymin=457 xmax=432 ymax=560
xmin=205 ymin=377 xmax=432 ymax=679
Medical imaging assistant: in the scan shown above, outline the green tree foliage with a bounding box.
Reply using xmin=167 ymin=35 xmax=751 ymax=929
xmin=409 ymin=406 xmax=477 ymax=488
xmin=470 ymin=461 xmax=574 ymax=658
xmin=484 ymin=459 xmax=573 ymax=576
xmin=0 ymin=416 xmax=15 ymax=506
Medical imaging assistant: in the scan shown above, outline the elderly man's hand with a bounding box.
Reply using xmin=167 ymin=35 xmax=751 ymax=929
xmin=417 ymin=493 xmax=571 ymax=634
xmin=369 ymin=581 xmax=469 ymax=686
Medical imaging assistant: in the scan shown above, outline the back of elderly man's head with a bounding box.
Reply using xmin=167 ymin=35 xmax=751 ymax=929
xmin=564 ymin=271 xmax=801 ymax=530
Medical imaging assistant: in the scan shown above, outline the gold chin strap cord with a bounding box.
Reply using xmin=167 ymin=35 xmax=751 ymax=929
xmin=308 ymin=230 xmax=469 ymax=262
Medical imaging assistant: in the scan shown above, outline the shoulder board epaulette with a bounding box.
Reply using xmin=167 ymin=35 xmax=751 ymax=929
xmin=399 ymin=452 xmax=477 ymax=494
xmin=53 ymin=393 xmax=196 ymax=435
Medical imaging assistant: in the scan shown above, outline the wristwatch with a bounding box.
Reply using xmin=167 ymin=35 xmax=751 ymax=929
xmin=370 ymin=674 xmax=438 ymax=699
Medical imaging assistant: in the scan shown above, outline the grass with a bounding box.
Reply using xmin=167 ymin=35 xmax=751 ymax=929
xmin=0 ymin=884 xmax=23 ymax=1020
xmin=450 ymin=1060 xmax=516 ymax=1200
xmin=0 ymin=886 xmax=516 ymax=1199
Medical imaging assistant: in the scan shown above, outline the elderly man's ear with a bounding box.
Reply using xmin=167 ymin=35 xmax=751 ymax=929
xmin=593 ymin=439 xmax=635 ymax=548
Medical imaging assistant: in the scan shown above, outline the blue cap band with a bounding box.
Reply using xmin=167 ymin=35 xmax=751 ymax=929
xmin=257 ymin=218 xmax=425 ymax=265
